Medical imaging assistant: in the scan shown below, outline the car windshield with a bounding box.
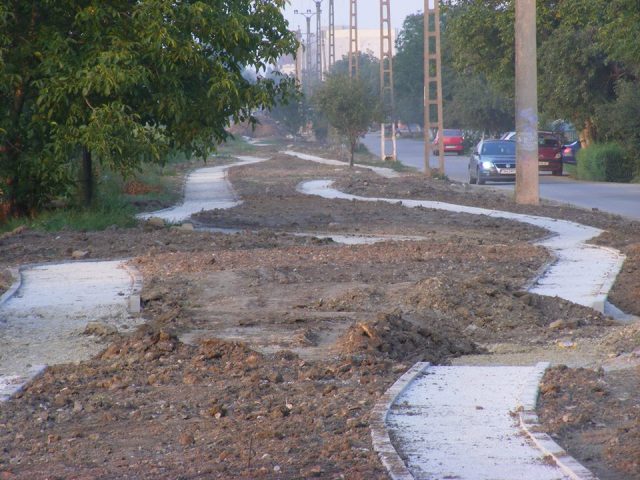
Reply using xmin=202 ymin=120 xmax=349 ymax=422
xmin=443 ymin=129 xmax=462 ymax=137
xmin=481 ymin=142 xmax=515 ymax=155
xmin=539 ymin=137 xmax=560 ymax=147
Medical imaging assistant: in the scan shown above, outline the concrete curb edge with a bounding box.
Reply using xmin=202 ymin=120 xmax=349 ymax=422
xmin=518 ymin=362 xmax=599 ymax=480
xmin=0 ymin=267 xmax=21 ymax=308
xmin=370 ymin=362 xmax=431 ymax=480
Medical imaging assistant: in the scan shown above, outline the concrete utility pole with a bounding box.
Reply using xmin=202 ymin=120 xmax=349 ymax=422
xmin=295 ymin=9 xmax=315 ymax=95
xmin=424 ymin=0 xmax=444 ymax=176
xmin=349 ymin=0 xmax=359 ymax=78
xmin=380 ymin=0 xmax=397 ymax=161
xmin=515 ymin=0 xmax=540 ymax=204
xmin=328 ymin=0 xmax=336 ymax=69
xmin=314 ymin=1 xmax=323 ymax=83
xmin=295 ymin=28 xmax=303 ymax=86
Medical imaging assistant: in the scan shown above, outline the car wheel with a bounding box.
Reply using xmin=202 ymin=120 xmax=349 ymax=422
xmin=477 ymin=168 xmax=485 ymax=185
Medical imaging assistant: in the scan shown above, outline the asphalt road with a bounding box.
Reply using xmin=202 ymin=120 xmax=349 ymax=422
xmin=362 ymin=133 xmax=640 ymax=221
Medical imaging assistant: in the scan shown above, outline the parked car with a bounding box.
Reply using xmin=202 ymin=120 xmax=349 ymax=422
xmin=498 ymin=131 xmax=563 ymax=175
xmin=561 ymin=140 xmax=581 ymax=166
xmin=468 ymin=139 xmax=517 ymax=185
xmin=538 ymin=131 xmax=563 ymax=175
xmin=432 ymin=129 xmax=465 ymax=155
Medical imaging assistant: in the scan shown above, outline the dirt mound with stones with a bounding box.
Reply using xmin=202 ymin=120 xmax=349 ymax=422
xmin=336 ymin=312 xmax=478 ymax=363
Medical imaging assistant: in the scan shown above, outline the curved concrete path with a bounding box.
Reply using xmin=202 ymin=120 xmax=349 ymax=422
xmin=137 ymin=156 xmax=267 ymax=224
xmin=0 ymin=261 xmax=141 ymax=401
xmin=372 ymin=363 xmax=597 ymax=480
xmin=297 ymin=180 xmax=624 ymax=313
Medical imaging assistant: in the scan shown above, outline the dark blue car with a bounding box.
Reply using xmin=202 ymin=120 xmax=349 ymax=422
xmin=561 ymin=140 xmax=581 ymax=166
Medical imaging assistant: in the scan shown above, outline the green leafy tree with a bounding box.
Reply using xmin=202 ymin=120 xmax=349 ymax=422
xmin=393 ymin=12 xmax=513 ymax=133
xmin=0 ymin=1 xmax=297 ymax=214
xmin=314 ymin=74 xmax=381 ymax=167
xmin=329 ymin=51 xmax=380 ymax=97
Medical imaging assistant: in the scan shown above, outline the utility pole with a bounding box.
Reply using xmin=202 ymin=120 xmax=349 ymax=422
xmin=328 ymin=0 xmax=335 ymax=70
xmin=314 ymin=1 xmax=323 ymax=84
xmin=423 ymin=0 xmax=444 ymax=176
xmin=349 ymin=0 xmax=359 ymax=78
xmin=515 ymin=0 xmax=540 ymax=204
xmin=380 ymin=0 xmax=397 ymax=161
xmin=295 ymin=9 xmax=315 ymax=95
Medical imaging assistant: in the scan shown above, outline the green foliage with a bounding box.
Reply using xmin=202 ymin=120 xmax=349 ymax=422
xmin=577 ymin=143 xmax=634 ymax=183
xmin=0 ymin=0 xmax=298 ymax=215
xmin=329 ymin=52 xmax=380 ymax=98
xmin=595 ymin=80 xmax=640 ymax=175
xmin=313 ymin=75 xmax=381 ymax=166
xmin=393 ymin=12 xmax=513 ymax=133
xmin=393 ymin=14 xmax=425 ymax=126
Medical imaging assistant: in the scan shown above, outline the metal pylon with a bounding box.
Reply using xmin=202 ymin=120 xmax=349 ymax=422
xmin=380 ymin=0 xmax=396 ymax=161
xmin=315 ymin=1 xmax=322 ymax=83
xmin=349 ymin=0 xmax=359 ymax=78
xmin=328 ymin=0 xmax=335 ymax=69
xmin=424 ymin=0 xmax=444 ymax=176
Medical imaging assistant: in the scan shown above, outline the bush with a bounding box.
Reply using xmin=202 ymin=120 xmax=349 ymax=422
xmin=576 ymin=143 xmax=634 ymax=182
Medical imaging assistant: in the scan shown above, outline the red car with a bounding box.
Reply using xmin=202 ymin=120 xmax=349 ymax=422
xmin=538 ymin=131 xmax=563 ymax=176
xmin=432 ymin=129 xmax=465 ymax=156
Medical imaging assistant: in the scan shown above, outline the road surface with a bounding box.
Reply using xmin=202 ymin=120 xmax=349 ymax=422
xmin=362 ymin=133 xmax=640 ymax=221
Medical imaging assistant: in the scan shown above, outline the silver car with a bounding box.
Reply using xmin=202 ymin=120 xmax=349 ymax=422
xmin=469 ymin=139 xmax=517 ymax=185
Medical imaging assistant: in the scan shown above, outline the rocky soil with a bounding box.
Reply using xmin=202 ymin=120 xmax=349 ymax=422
xmin=0 ymin=151 xmax=639 ymax=479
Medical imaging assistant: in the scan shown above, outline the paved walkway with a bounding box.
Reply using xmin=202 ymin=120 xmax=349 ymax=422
xmin=376 ymin=364 xmax=596 ymax=480
xmin=0 ymin=261 xmax=140 ymax=401
xmin=137 ymin=156 xmax=266 ymax=223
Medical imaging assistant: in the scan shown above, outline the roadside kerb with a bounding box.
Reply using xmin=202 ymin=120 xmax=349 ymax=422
xmin=370 ymin=362 xmax=430 ymax=480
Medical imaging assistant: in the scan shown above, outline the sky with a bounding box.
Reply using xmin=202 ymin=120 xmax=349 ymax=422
xmin=283 ymin=0 xmax=431 ymax=31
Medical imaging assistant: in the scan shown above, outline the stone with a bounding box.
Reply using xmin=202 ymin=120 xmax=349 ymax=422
xmin=71 ymin=250 xmax=90 ymax=260
xmin=548 ymin=319 xmax=566 ymax=330
xmin=146 ymin=217 xmax=166 ymax=228
xmin=83 ymin=322 xmax=117 ymax=336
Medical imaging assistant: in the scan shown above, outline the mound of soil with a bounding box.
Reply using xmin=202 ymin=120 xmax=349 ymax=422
xmin=336 ymin=312 xmax=478 ymax=363
xmin=538 ymin=365 xmax=640 ymax=480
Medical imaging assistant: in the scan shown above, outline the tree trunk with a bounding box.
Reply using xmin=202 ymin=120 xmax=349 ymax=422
xmin=81 ymin=146 xmax=93 ymax=207
xmin=580 ymin=119 xmax=596 ymax=148
xmin=349 ymin=140 xmax=355 ymax=168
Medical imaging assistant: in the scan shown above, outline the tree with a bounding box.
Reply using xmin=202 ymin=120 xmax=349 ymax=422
xmin=314 ymin=75 xmax=380 ymax=167
xmin=393 ymin=12 xmax=513 ymax=133
xmin=329 ymin=51 xmax=380 ymax=98
xmin=0 ymin=1 xmax=297 ymax=214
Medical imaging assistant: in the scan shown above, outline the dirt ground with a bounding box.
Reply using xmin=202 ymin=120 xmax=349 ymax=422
xmin=0 ymin=150 xmax=639 ymax=479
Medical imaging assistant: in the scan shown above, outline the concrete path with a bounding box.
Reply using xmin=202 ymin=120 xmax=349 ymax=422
xmin=297 ymin=180 xmax=625 ymax=313
xmin=372 ymin=363 xmax=596 ymax=480
xmin=137 ymin=156 xmax=267 ymax=223
xmin=282 ymin=150 xmax=400 ymax=179
xmin=0 ymin=261 xmax=141 ymax=401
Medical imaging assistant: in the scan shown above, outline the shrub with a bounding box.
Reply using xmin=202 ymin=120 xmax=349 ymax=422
xmin=576 ymin=143 xmax=634 ymax=182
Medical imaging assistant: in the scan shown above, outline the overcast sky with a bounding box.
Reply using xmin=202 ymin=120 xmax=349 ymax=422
xmin=283 ymin=0 xmax=430 ymax=31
